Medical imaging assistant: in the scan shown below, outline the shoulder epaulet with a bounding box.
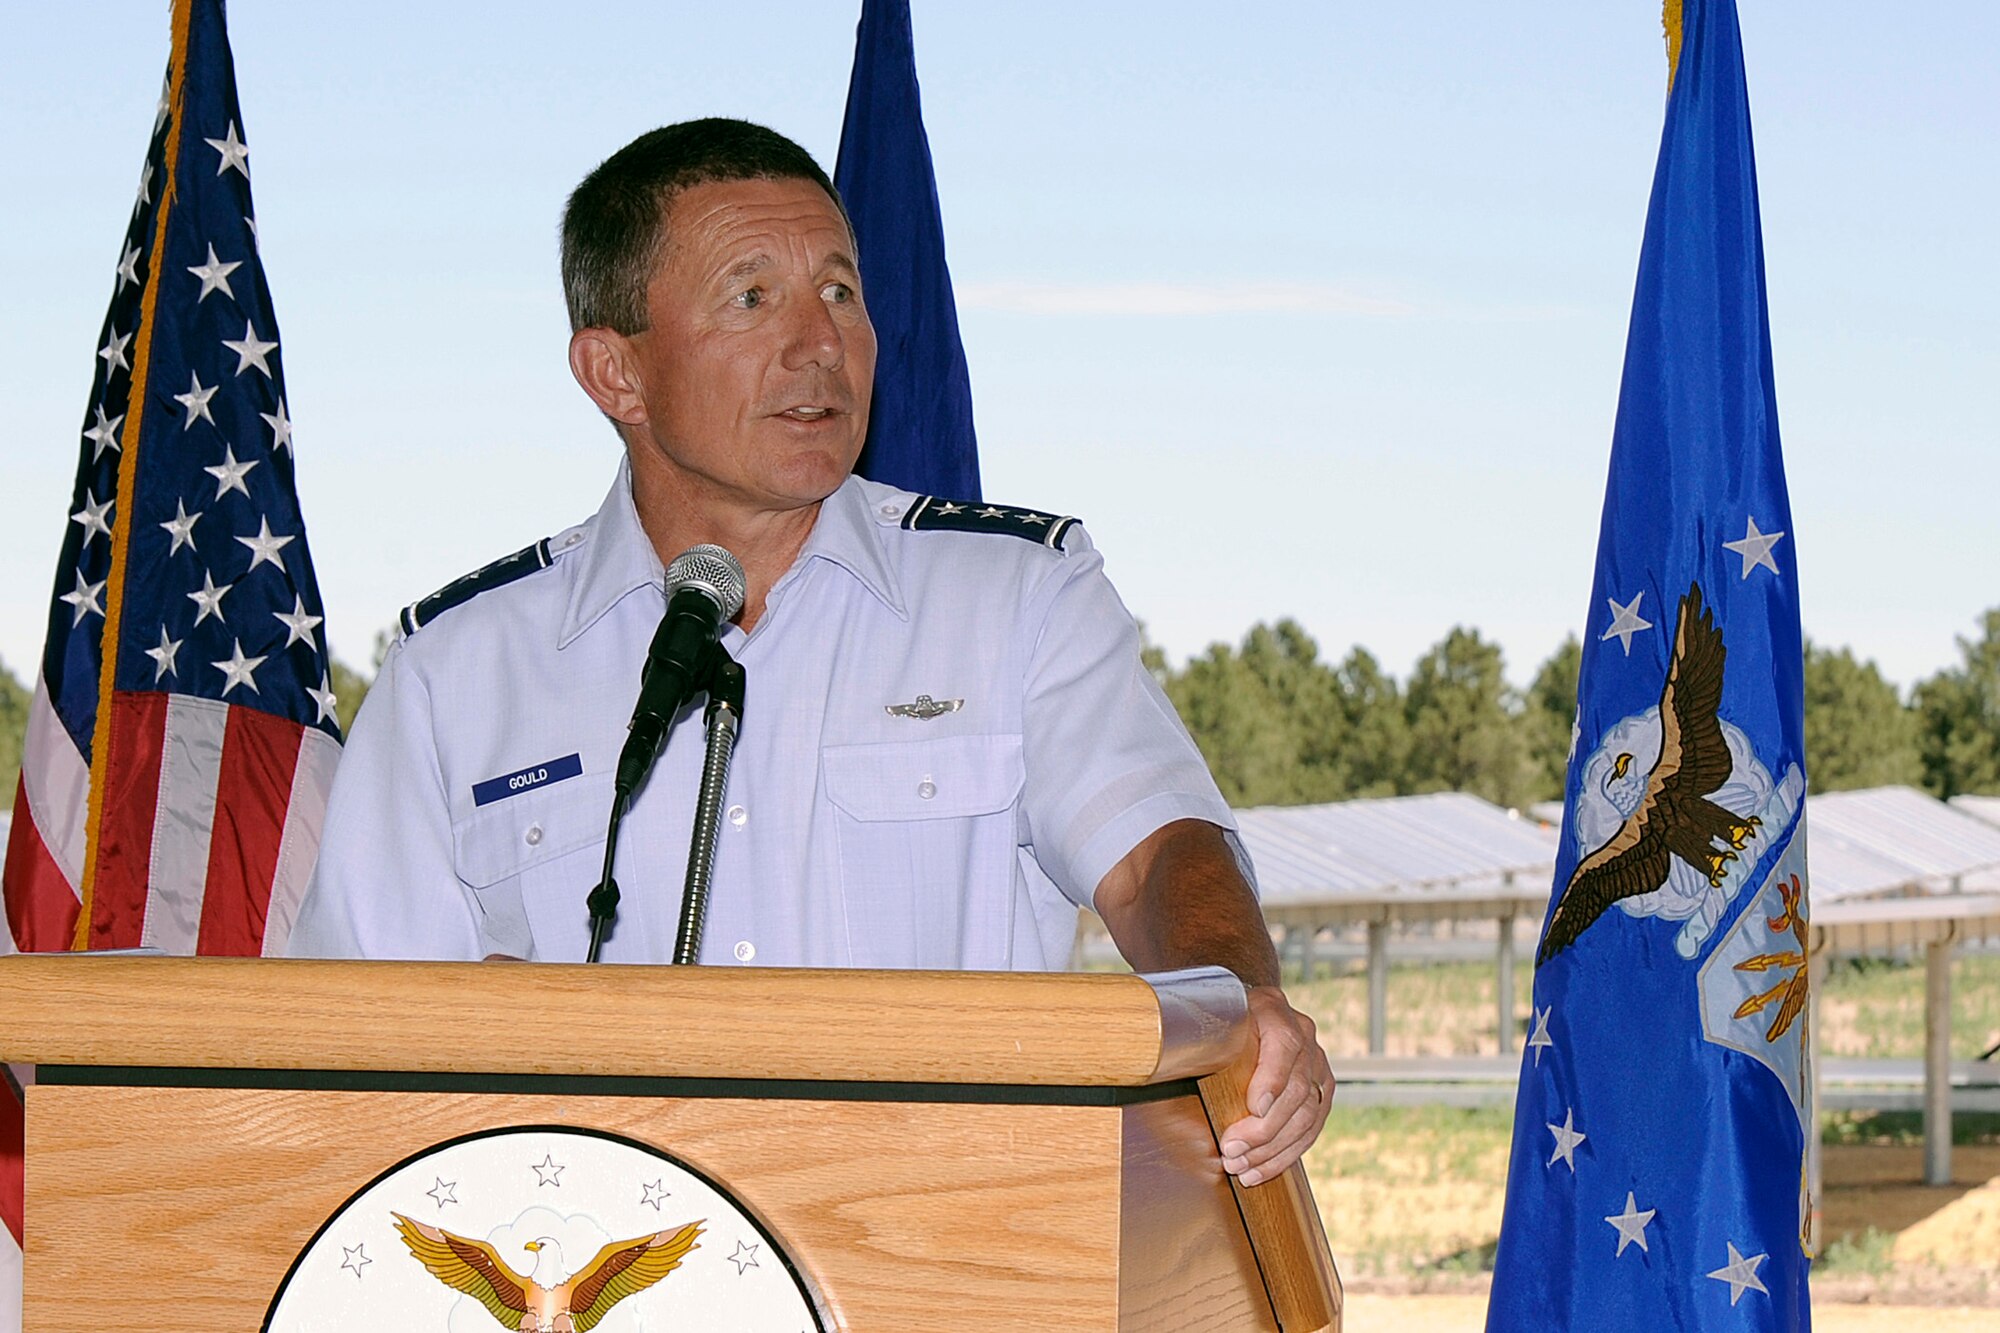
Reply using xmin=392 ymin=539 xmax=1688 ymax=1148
xmin=900 ymin=496 xmax=1080 ymax=551
xmin=399 ymin=537 xmax=555 ymax=637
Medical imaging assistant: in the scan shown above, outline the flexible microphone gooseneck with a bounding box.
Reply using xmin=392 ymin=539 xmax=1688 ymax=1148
xmin=587 ymin=544 xmax=747 ymax=963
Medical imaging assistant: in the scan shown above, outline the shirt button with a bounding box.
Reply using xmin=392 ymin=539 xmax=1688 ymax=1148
xmin=918 ymin=777 xmax=937 ymax=800
xmin=879 ymin=502 xmax=900 ymax=516
xmin=524 ymin=824 xmax=543 ymax=847
xmin=728 ymin=804 xmax=748 ymax=828
xmin=734 ymin=940 xmax=756 ymax=962
xmin=562 ymin=532 xmax=582 ymax=548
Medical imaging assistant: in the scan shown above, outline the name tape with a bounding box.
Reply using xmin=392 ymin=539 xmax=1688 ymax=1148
xmin=472 ymin=753 xmax=584 ymax=807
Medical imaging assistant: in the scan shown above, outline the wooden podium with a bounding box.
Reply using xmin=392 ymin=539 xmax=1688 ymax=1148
xmin=0 ymin=956 xmax=1339 ymax=1331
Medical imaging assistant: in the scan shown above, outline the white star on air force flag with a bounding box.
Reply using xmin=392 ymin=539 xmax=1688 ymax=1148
xmin=1546 ymin=1108 xmax=1586 ymax=1171
xmin=1527 ymin=1006 xmax=1553 ymax=1066
xmin=1721 ymin=516 xmax=1785 ymax=579
xmin=1706 ymin=1242 xmax=1769 ymax=1305
xmin=1604 ymin=1192 xmax=1655 ymax=1256
xmin=1600 ymin=592 xmax=1653 ymax=655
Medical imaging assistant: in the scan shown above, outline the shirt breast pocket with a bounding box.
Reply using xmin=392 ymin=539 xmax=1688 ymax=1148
xmin=452 ymin=775 xmax=613 ymax=961
xmin=821 ymin=733 xmax=1025 ymax=970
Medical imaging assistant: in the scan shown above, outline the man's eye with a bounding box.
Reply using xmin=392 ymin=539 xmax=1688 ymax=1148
xmin=733 ymin=288 xmax=763 ymax=310
xmin=822 ymin=282 xmax=854 ymax=305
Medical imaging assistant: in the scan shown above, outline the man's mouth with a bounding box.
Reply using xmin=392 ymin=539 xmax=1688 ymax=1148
xmin=779 ymin=405 xmax=835 ymax=421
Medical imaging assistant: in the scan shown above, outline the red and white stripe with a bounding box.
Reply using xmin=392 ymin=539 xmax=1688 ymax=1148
xmin=2 ymin=680 xmax=89 ymax=952
xmin=2 ymin=1069 xmax=22 ymax=1333
xmin=7 ymin=675 xmax=340 ymax=958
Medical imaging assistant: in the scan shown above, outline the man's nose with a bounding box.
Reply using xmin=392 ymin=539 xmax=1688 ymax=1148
xmin=779 ymin=293 xmax=845 ymax=372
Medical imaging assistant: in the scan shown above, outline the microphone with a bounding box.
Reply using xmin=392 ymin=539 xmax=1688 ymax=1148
xmin=614 ymin=544 xmax=747 ymax=797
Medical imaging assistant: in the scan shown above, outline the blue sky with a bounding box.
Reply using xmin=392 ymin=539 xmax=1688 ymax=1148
xmin=2 ymin=3 xmax=1994 ymax=693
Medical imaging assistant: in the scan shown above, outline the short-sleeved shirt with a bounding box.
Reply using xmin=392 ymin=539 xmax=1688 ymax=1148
xmin=285 ymin=462 xmax=1235 ymax=970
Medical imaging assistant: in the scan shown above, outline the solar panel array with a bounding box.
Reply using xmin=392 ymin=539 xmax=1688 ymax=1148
xmin=1233 ymin=785 xmax=2000 ymax=910
xmin=1950 ymin=793 xmax=2000 ymax=830
xmin=1233 ymin=791 xmax=1557 ymax=905
xmin=1810 ymin=786 xmax=2000 ymax=901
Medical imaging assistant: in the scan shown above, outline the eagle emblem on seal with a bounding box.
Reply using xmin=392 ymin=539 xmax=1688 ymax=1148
xmin=1540 ymin=583 xmax=1764 ymax=963
xmin=391 ymin=1212 xmax=703 ymax=1331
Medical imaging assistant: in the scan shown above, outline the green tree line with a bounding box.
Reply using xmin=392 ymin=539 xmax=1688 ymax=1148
xmin=1 ymin=609 xmax=1997 ymax=812
xmin=1147 ymin=607 xmax=2000 ymax=810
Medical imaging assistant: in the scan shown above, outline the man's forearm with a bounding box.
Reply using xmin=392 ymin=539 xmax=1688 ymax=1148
xmin=1094 ymin=818 xmax=1280 ymax=986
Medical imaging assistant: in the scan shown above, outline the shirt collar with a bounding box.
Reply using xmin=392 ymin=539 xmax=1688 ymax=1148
xmin=557 ymin=463 xmax=907 ymax=649
xmin=787 ymin=475 xmax=908 ymax=622
xmin=558 ymin=457 xmax=664 ymax=649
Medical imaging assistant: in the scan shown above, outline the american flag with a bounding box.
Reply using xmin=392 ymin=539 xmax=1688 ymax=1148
xmin=1 ymin=1 xmax=341 ymax=1314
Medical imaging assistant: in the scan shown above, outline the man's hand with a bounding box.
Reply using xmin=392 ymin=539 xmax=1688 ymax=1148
xmin=1093 ymin=819 xmax=1334 ymax=1186
xmin=1218 ymin=984 xmax=1333 ymax=1186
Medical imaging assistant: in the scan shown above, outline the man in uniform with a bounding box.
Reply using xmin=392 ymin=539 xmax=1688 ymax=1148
xmin=290 ymin=119 xmax=1332 ymax=1187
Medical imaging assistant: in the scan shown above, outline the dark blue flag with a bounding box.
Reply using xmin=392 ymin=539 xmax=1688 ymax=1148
xmin=833 ymin=0 xmax=981 ymax=500
xmin=1487 ymin=2 xmax=1811 ymax=1328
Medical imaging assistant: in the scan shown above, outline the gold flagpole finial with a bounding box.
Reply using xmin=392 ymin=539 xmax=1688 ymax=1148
xmin=1663 ymin=0 xmax=1685 ymax=91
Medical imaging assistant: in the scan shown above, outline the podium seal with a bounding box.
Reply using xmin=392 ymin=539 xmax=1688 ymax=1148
xmin=264 ymin=1126 xmax=826 ymax=1331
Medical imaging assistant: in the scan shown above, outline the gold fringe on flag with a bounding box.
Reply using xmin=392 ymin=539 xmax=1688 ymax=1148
xmin=75 ymin=0 xmax=196 ymax=948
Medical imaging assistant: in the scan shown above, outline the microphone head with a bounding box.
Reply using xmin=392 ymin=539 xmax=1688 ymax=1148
xmin=665 ymin=544 xmax=747 ymax=620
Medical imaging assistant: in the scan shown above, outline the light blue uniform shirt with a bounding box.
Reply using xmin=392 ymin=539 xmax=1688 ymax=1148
xmin=287 ymin=463 xmax=1235 ymax=970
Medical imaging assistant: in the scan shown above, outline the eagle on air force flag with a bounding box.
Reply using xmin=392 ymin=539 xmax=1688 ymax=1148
xmin=1539 ymin=583 xmax=1763 ymax=965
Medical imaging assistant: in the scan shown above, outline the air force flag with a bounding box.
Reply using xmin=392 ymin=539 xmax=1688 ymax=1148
xmin=833 ymin=0 xmax=981 ymax=500
xmin=1487 ymin=2 xmax=1812 ymax=1328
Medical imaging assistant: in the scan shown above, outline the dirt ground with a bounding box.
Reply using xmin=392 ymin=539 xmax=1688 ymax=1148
xmin=1341 ymin=1292 xmax=2000 ymax=1331
xmin=1822 ymin=1143 xmax=2000 ymax=1269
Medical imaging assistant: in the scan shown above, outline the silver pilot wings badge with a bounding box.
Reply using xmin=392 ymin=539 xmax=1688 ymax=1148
xmin=884 ymin=694 xmax=964 ymax=721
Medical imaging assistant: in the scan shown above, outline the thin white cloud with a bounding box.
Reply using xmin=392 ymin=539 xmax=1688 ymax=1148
xmin=956 ymin=280 xmax=1415 ymax=318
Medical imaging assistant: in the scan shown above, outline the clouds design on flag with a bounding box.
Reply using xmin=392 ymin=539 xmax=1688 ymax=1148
xmin=1570 ymin=705 xmax=1772 ymax=939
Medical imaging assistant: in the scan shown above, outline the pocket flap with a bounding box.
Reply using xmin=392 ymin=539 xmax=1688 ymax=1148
xmin=453 ymin=774 xmax=613 ymax=888
xmin=822 ymin=734 xmax=1024 ymax=822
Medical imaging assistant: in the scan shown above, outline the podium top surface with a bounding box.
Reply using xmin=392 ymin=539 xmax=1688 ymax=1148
xmin=0 ymin=955 xmax=1249 ymax=1087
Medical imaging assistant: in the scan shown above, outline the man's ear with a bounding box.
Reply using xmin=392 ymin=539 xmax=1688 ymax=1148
xmin=569 ymin=327 xmax=648 ymax=428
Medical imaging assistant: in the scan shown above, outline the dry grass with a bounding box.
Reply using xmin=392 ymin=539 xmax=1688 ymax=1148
xmin=1816 ymin=954 xmax=2000 ymax=1060
xmin=1300 ymin=1105 xmax=1510 ymax=1279
xmin=1286 ymin=954 xmax=2000 ymax=1304
xmin=1281 ymin=949 xmax=2000 ymax=1060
